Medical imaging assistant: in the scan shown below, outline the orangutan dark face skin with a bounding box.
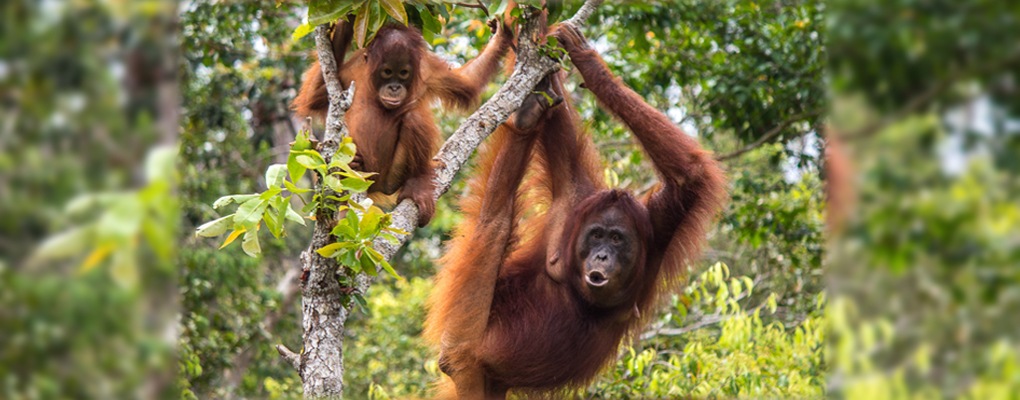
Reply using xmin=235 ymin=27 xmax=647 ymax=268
xmin=372 ymin=53 xmax=413 ymax=110
xmin=574 ymin=207 xmax=641 ymax=307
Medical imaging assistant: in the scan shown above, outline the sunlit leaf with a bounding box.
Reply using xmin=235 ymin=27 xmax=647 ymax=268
xmin=220 ymin=229 xmax=245 ymax=249
xmin=266 ymin=164 xmax=287 ymax=188
xmin=379 ymin=0 xmax=407 ymax=25
xmin=353 ymin=2 xmax=370 ymax=48
xmin=242 ymin=228 xmax=262 ymax=257
xmin=213 ymin=194 xmax=259 ymax=209
xmin=195 ymin=214 xmax=235 ymax=237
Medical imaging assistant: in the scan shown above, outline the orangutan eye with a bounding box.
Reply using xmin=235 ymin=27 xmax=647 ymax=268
xmin=611 ymin=233 xmax=622 ymax=242
xmin=382 ymin=68 xmax=393 ymax=78
xmin=398 ymin=69 xmax=410 ymax=79
xmin=592 ymin=230 xmax=603 ymax=240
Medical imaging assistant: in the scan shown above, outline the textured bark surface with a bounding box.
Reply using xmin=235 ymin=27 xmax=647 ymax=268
xmin=279 ymin=2 xmax=603 ymax=398
xmin=274 ymin=23 xmax=356 ymax=400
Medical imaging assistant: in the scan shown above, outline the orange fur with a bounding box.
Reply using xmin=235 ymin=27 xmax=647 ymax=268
xmin=291 ymin=19 xmax=512 ymax=226
xmin=424 ymin=24 xmax=728 ymax=399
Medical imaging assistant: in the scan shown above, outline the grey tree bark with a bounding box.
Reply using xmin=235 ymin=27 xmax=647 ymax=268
xmin=278 ymin=1 xmax=603 ymax=398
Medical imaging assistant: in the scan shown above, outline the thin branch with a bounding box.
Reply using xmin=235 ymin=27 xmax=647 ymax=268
xmin=453 ymin=1 xmax=488 ymax=16
xmin=276 ymin=344 xmax=301 ymax=370
xmin=715 ymin=109 xmax=823 ymax=161
xmin=841 ymin=47 xmax=1020 ymax=140
xmin=282 ymin=1 xmax=605 ymax=397
xmin=565 ymin=0 xmax=604 ymax=27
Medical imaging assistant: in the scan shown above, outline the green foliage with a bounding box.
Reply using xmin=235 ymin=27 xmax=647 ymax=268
xmin=1 ymin=0 xmax=179 ymax=398
xmin=296 ymin=0 xmax=456 ymax=45
xmin=343 ymin=278 xmax=436 ymax=399
xmin=589 ymin=263 xmax=827 ymax=398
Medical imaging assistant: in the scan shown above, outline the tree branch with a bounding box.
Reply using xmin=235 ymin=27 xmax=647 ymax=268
xmin=283 ymin=1 xmax=603 ymax=397
xmin=453 ymin=1 xmax=488 ymax=16
xmin=281 ymin=23 xmax=356 ymax=400
xmin=715 ymin=109 xmax=823 ymax=161
xmin=841 ymin=46 xmax=1020 ymax=140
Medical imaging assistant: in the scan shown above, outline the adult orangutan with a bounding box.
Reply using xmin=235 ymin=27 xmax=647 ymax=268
xmin=423 ymin=24 xmax=727 ymax=399
xmin=291 ymin=17 xmax=512 ymax=226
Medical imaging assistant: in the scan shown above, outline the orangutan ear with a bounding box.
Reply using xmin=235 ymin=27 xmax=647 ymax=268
xmin=546 ymin=249 xmax=569 ymax=283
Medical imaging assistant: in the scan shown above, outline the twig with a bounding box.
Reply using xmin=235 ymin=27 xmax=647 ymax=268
xmin=453 ymin=1 xmax=488 ymax=16
xmin=841 ymin=47 xmax=1020 ymax=140
xmin=715 ymin=109 xmax=823 ymax=161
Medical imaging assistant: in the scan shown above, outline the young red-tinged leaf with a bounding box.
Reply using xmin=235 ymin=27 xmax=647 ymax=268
xmin=220 ymin=228 xmax=245 ymax=249
xmin=242 ymin=228 xmax=262 ymax=257
xmin=213 ymin=194 xmax=259 ymax=209
xmin=196 ymin=214 xmax=236 ymax=237
xmin=353 ymin=2 xmax=370 ymax=48
xmin=265 ymin=164 xmax=287 ymax=188
xmin=379 ymin=0 xmax=407 ymax=25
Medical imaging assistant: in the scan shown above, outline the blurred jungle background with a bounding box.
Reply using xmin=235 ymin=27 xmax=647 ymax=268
xmin=1 ymin=0 xmax=1018 ymax=399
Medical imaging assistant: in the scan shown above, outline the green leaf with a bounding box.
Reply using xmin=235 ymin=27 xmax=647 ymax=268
xmin=195 ymin=214 xmax=235 ymax=237
xmin=360 ymin=252 xmax=378 ymax=276
xmin=266 ymin=164 xmax=287 ymax=188
xmin=234 ymin=198 xmax=270 ymax=231
xmin=242 ymin=228 xmax=262 ymax=257
xmin=263 ymin=209 xmax=283 ymax=239
xmin=285 ymin=202 xmax=307 ymax=226
xmin=284 ymin=179 xmax=311 ymax=194
xmin=292 ymin=22 xmax=315 ymax=41
xmin=213 ymin=194 xmax=259 ymax=209
xmin=307 ymin=0 xmax=360 ymax=27
xmin=379 ymin=0 xmax=407 ymax=25
xmin=332 ymin=221 xmax=358 ymax=240
xmin=345 ymin=208 xmax=360 ymax=233
xmin=380 ymin=232 xmax=399 ymax=245
xmin=259 ymin=187 xmax=284 ymax=201
xmin=364 ymin=246 xmax=400 ymax=279
xmin=340 ymin=177 xmax=373 ymax=193
xmin=32 ymin=226 xmax=91 ymax=261
xmin=419 ymin=6 xmax=441 ymax=36
xmin=296 ymin=155 xmax=325 ymax=170
xmin=316 ymin=242 xmax=357 ymax=258
xmin=358 ymin=207 xmax=384 ymax=239
xmin=353 ymin=2 xmax=370 ymax=48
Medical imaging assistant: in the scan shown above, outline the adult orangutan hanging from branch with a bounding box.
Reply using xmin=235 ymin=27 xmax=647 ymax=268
xmin=424 ymin=21 xmax=727 ymax=399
